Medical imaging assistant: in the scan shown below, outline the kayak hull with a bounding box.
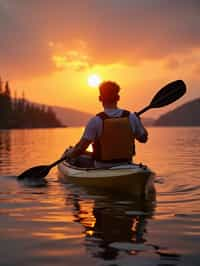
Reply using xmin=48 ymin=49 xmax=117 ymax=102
xmin=58 ymin=162 xmax=155 ymax=197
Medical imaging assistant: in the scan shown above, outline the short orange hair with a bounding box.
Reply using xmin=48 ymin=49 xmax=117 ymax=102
xmin=99 ymin=81 xmax=121 ymax=103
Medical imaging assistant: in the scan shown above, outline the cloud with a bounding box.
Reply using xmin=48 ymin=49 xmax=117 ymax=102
xmin=0 ymin=0 xmax=200 ymax=78
xmin=52 ymin=51 xmax=91 ymax=72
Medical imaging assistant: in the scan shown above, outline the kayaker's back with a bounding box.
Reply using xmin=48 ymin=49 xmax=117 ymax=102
xmin=82 ymin=108 xmax=147 ymax=168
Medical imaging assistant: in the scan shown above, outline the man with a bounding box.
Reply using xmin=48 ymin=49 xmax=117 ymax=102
xmin=64 ymin=81 xmax=148 ymax=168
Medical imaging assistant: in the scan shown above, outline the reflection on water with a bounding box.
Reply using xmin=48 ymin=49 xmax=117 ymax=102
xmin=0 ymin=127 xmax=200 ymax=266
xmin=0 ymin=130 xmax=11 ymax=168
xmin=0 ymin=128 xmax=84 ymax=176
xmin=70 ymin=190 xmax=155 ymax=261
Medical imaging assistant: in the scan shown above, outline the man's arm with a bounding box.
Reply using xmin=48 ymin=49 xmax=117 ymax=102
xmin=66 ymin=138 xmax=91 ymax=159
xmin=64 ymin=116 xmax=98 ymax=159
xmin=130 ymin=113 xmax=148 ymax=143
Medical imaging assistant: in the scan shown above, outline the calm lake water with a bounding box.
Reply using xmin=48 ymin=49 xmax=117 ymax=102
xmin=0 ymin=127 xmax=200 ymax=266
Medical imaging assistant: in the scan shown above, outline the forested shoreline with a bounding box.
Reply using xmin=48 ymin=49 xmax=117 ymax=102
xmin=0 ymin=77 xmax=63 ymax=129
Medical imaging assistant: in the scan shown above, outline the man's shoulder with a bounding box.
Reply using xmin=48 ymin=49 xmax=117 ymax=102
xmin=129 ymin=112 xmax=142 ymax=127
xmin=86 ymin=115 xmax=102 ymax=126
xmin=83 ymin=115 xmax=102 ymax=140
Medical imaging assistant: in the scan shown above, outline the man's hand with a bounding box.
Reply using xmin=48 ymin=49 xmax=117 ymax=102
xmin=65 ymin=147 xmax=75 ymax=159
xmin=138 ymin=131 xmax=148 ymax=143
xmin=61 ymin=147 xmax=74 ymax=160
xmin=62 ymin=138 xmax=91 ymax=160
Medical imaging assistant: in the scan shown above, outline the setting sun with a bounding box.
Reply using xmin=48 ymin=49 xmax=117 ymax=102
xmin=87 ymin=74 xmax=102 ymax=88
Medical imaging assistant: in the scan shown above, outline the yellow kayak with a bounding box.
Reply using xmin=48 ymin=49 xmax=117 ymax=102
xmin=58 ymin=161 xmax=155 ymax=197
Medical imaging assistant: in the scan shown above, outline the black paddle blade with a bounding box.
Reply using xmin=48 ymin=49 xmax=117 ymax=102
xmin=17 ymin=165 xmax=51 ymax=180
xmin=150 ymin=80 xmax=186 ymax=108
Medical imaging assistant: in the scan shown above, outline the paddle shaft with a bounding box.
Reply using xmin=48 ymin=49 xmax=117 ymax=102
xmin=49 ymin=156 xmax=68 ymax=168
xmin=135 ymin=106 xmax=151 ymax=117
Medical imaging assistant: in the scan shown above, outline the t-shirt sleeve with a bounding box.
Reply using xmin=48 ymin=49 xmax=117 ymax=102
xmin=129 ymin=113 xmax=146 ymax=138
xmin=82 ymin=117 xmax=100 ymax=141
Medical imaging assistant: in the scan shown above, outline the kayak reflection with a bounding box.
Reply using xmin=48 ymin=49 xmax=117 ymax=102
xmin=68 ymin=188 xmax=156 ymax=261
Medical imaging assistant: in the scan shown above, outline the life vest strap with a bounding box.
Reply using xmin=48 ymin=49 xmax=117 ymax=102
xmin=96 ymin=110 xmax=130 ymax=120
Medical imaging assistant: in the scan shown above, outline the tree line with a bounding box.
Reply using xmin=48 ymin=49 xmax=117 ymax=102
xmin=0 ymin=77 xmax=63 ymax=129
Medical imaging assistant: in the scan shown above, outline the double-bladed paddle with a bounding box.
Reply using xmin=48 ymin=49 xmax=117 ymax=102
xmin=17 ymin=79 xmax=186 ymax=180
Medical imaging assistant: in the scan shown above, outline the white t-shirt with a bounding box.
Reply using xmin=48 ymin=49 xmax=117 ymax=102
xmin=82 ymin=108 xmax=146 ymax=141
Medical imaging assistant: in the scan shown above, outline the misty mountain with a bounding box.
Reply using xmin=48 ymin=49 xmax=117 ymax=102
xmin=52 ymin=106 xmax=92 ymax=126
xmin=141 ymin=117 xmax=155 ymax=126
xmin=154 ymin=98 xmax=200 ymax=126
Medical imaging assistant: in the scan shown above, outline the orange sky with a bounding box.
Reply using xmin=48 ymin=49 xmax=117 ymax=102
xmin=0 ymin=1 xmax=200 ymax=118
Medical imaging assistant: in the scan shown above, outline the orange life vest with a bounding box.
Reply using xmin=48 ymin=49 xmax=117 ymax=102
xmin=93 ymin=110 xmax=135 ymax=162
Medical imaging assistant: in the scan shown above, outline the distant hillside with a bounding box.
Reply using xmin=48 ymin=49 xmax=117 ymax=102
xmin=52 ymin=106 xmax=92 ymax=126
xmin=142 ymin=117 xmax=155 ymax=127
xmin=154 ymin=98 xmax=200 ymax=126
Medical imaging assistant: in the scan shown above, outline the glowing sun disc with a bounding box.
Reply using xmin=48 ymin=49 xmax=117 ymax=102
xmin=88 ymin=74 xmax=101 ymax=88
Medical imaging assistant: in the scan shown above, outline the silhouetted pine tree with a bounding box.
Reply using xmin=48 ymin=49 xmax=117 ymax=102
xmin=0 ymin=80 xmax=12 ymax=128
xmin=0 ymin=77 xmax=4 ymax=127
xmin=0 ymin=77 xmax=3 ymax=93
xmin=4 ymin=81 xmax=12 ymax=126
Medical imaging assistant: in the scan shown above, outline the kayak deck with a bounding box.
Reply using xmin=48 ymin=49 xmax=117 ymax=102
xmin=58 ymin=162 xmax=155 ymax=197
